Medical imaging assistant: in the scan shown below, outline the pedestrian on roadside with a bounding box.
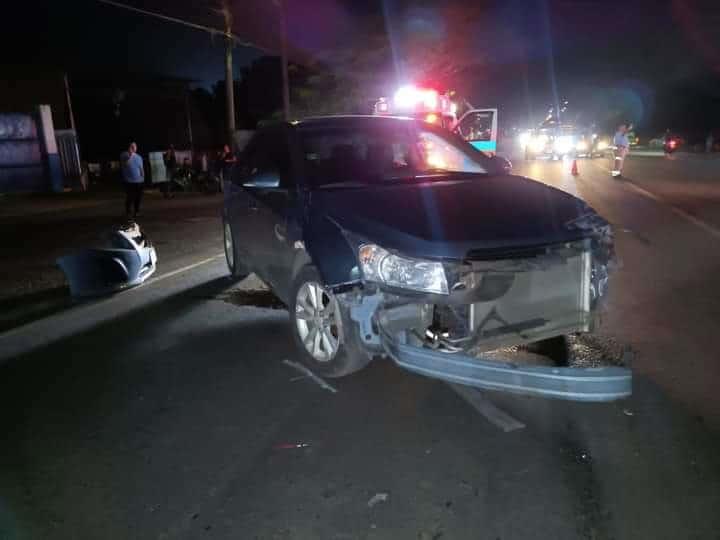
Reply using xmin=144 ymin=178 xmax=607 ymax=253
xmin=120 ymin=141 xmax=144 ymax=219
xmin=706 ymin=131 xmax=714 ymax=153
xmin=612 ymin=123 xmax=630 ymax=178
xmin=163 ymin=145 xmax=177 ymax=199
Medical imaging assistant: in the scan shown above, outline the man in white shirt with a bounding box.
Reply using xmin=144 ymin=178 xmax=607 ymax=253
xmin=612 ymin=124 xmax=630 ymax=177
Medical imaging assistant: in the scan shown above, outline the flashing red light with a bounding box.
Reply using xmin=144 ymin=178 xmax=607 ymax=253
xmin=670 ymin=140 xmax=677 ymax=148
xmin=422 ymin=89 xmax=438 ymax=109
xmin=394 ymin=85 xmax=441 ymax=110
xmin=394 ymin=85 xmax=421 ymax=108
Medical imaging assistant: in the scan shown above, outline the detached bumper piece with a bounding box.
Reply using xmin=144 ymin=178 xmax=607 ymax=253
xmin=384 ymin=338 xmax=631 ymax=402
xmin=57 ymin=222 xmax=157 ymax=298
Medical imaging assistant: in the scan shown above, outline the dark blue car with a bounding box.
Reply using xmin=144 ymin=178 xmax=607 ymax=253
xmin=223 ymin=116 xmax=631 ymax=401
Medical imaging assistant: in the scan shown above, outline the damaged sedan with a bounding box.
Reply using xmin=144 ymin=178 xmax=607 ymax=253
xmin=223 ymin=116 xmax=630 ymax=401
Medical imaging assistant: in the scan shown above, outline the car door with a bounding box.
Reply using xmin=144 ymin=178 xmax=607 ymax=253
xmin=455 ymin=109 xmax=498 ymax=154
xmin=225 ymin=133 xmax=274 ymax=272
xmin=243 ymin=127 xmax=298 ymax=299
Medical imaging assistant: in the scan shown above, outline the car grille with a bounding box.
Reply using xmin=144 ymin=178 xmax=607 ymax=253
xmin=465 ymin=245 xmax=549 ymax=261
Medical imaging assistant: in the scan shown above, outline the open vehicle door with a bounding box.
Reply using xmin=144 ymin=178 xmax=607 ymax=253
xmin=455 ymin=108 xmax=498 ymax=154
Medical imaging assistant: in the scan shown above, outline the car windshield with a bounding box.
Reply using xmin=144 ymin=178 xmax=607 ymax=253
xmin=298 ymin=121 xmax=487 ymax=188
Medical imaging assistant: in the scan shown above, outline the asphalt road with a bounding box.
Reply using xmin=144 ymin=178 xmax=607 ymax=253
xmin=511 ymin=152 xmax=720 ymax=426
xmin=2 ymin=155 xmax=720 ymax=539
xmin=0 ymin=192 xmax=225 ymax=331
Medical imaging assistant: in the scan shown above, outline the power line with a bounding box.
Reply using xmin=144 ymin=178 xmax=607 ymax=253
xmin=95 ymin=0 xmax=269 ymax=52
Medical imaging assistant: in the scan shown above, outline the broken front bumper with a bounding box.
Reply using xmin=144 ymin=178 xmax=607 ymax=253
xmin=383 ymin=336 xmax=631 ymax=402
xmin=57 ymin=222 xmax=157 ymax=297
xmin=343 ymin=236 xmax=631 ymax=402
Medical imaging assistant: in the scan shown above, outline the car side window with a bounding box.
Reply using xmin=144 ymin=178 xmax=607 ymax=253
xmin=456 ymin=111 xmax=494 ymax=142
xmin=242 ymin=130 xmax=293 ymax=188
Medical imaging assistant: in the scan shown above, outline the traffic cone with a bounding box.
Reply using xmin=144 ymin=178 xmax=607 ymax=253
xmin=571 ymin=159 xmax=579 ymax=176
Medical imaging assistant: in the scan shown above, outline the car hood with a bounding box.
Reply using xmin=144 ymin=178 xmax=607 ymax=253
xmin=309 ymin=175 xmax=600 ymax=261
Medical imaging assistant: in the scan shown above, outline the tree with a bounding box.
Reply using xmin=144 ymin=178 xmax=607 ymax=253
xmin=289 ymin=5 xmax=489 ymax=119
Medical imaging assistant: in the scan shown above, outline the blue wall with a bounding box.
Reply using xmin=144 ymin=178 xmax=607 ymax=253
xmin=0 ymin=113 xmax=47 ymax=192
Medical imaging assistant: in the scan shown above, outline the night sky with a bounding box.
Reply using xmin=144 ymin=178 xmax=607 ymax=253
xmin=3 ymin=0 xmax=720 ymax=132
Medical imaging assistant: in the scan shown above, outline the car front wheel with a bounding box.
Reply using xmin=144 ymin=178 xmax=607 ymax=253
xmin=290 ymin=266 xmax=372 ymax=378
xmin=223 ymin=217 xmax=249 ymax=280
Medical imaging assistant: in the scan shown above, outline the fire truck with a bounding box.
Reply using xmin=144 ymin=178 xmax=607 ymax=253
xmin=374 ymin=85 xmax=499 ymax=154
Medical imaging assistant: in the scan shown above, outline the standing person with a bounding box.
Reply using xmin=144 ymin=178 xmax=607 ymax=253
xmin=612 ymin=124 xmax=630 ymax=178
xmin=219 ymin=144 xmax=237 ymax=192
xmin=120 ymin=141 xmax=145 ymax=218
xmin=163 ymin=145 xmax=177 ymax=199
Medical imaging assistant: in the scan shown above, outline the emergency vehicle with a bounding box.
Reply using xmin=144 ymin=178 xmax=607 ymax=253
xmin=374 ymin=85 xmax=499 ymax=154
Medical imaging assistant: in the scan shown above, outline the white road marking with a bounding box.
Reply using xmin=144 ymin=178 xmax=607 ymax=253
xmin=589 ymin=161 xmax=720 ymax=240
xmin=282 ymin=359 xmax=338 ymax=394
xmin=623 ymin=182 xmax=720 ymax=240
xmin=449 ymin=383 xmax=525 ymax=432
xmin=0 ymin=253 xmax=225 ymax=343
xmin=143 ymin=253 xmax=225 ymax=286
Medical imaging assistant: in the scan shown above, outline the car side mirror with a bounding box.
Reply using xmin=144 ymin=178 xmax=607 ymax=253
xmin=243 ymin=170 xmax=281 ymax=189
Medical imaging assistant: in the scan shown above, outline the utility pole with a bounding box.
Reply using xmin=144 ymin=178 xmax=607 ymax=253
xmin=95 ymin=1 xmax=284 ymax=135
xmin=221 ymin=1 xmax=236 ymax=143
xmin=63 ymin=73 xmax=77 ymax=132
xmin=277 ymin=0 xmax=290 ymax=120
xmin=184 ymin=89 xmax=194 ymax=152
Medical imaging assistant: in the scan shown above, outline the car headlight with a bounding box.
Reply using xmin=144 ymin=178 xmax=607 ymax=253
xmin=576 ymin=140 xmax=588 ymax=151
xmin=358 ymin=244 xmax=448 ymax=294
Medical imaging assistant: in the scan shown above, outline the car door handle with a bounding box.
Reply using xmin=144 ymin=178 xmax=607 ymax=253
xmin=274 ymin=223 xmax=287 ymax=242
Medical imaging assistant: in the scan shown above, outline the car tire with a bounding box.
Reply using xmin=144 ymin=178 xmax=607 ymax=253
xmin=290 ymin=266 xmax=372 ymax=378
xmin=223 ymin=217 xmax=249 ymax=280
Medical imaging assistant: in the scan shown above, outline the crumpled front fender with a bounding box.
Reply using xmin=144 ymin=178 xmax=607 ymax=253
xmin=304 ymin=214 xmax=360 ymax=287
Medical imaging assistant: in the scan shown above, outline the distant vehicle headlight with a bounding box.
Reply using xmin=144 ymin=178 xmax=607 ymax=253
xmin=529 ymin=135 xmax=546 ymax=153
xmin=518 ymin=132 xmax=532 ymax=148
xmin=358 ymin=244 xmax=448 ymax=295
xmin=597 ymin=140 xmax=609 ymax=151
xmin=576 ymin=140 xmax=589 ymax=152
xmin=554 ymin=136 xmax=573 ymax=154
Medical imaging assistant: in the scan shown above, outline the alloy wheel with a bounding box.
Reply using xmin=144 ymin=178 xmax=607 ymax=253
xmin=224 ymin=221 xmax=234 ymax=270
xmin=295 ymin=281 xmax=341 ymax=362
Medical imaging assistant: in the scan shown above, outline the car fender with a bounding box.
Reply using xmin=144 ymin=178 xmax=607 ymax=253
xmin=303 ymin=214 xmax=361 ymax=288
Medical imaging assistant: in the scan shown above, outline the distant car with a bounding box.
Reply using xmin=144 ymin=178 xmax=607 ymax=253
xmin=589 ymin=135 xmax=612 ymax=158
xmin=222 ymin=116 xmax=630 ymax=401
xmin=523 ymin=127 xmax=590 ymax=160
